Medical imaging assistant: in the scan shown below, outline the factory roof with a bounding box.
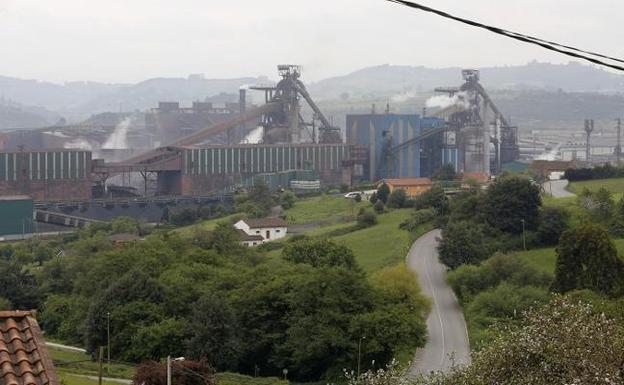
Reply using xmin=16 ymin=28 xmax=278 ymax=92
xmin=0 ymin=195 xmax=32 ymax=201
xmin=380 ymin=178 xmax=433 ymax=187
xmin=461 ymin=172 xmax=490 ymax=183
xmin=0 ymin=310 xmax=59 ymax=385
xmin=238 ymin=217 xmax=288 ymax=229
xmin=236 ymin=229 xmax=264 ymax=242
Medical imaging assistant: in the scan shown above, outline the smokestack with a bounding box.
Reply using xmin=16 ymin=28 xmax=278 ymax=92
xmin=236 ymin=88 xmax=247 ymax=144
xmin=239 ymin=88 xmax=246 ymax=115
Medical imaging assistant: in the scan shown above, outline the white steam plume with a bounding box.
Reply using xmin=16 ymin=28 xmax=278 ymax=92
xmin=425 ymin=92 xmax=469 ymax=109
xmin=102 ymin=117 xmax=132 ymax=149
xmin=241 ymin=126 xmax=263 ymax=144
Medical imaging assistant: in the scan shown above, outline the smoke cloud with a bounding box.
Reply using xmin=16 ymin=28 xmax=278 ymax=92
xmin=102 ymin=117 xmax=132 ymax=149
xmin=241 ymin=126 xmax=263 ymax=144
xmin=425 ymin=92 xmax=469 ymax=109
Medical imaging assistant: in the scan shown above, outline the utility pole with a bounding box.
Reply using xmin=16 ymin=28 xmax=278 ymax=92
xmin=98 ymin=346 xmax=104 ymax=385
xmin=616 ymin=118 xmax=622 ymax=165
xmin=357 ymin=336 xmax=366 ymax=377
xmin=521 ymin=219 xmax=526 ymax=251
xmin=167 ymin=356 xmax=172 ymax=385
xmin=584 ymin=119 xmax=594 ymax=162
xmin=107 ymin=312 xmax=111 ymax=375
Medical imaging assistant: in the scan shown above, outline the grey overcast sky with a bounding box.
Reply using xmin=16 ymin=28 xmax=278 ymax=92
xmin=0 ymin=0 xmax=621 ymax=83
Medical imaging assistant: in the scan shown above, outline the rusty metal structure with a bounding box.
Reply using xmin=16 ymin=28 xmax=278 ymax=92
xmin=251 ymin=65 xmax=342 ymax=144
xmin=0 ymin=65 xmax=361 ymax=201
xmin=434 ymin=69 xmax=519 ymax=175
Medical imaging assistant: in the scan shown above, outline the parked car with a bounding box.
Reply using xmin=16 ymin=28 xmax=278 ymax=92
xmin=344 ymin=191 xmax=364 ymax=199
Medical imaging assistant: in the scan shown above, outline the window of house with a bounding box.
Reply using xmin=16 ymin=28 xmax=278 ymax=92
xmin=256 ymin=230 xmax=260 ymax=234
xmin=276 ymin=229 xmax=281 ymax=233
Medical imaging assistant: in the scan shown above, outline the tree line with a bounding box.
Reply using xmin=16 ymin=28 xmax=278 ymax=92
xmin=0 ymin=216 xmax=429 ymax=382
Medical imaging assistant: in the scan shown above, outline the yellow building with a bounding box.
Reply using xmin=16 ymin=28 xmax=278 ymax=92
xmin=378 ymin=178 xmax=433 ymax=198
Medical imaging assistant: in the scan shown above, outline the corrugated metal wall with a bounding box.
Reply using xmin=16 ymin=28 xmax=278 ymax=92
xmin=0 ymin=198 xmax=33 ymax=236
xmin=346 ymin=114 xmax=423 ymax=180
xmin=0 ymin=150 xmax=91 ymax=181
xmin=182 ymin=144 xmax=350 ymax=176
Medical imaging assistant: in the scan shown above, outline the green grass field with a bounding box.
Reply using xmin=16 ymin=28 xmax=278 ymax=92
xmin=513 ymin=247 xmax=557 ymax=274
xmin=175 ymin=213 xmax=243 ymax=237
xmin=283 ymin=194 xmax=368 ymax=224
xmin=50 ymin=347 xmax=289 ymax=385
xmin=568 ymin=178 xmax=624 ymax=197
xmin=332 ymin=209 xmax=429 ymax=271
xmin=511 ymin=237 xmax=624 ymax=276
xmin=57 ymin=372 xmax=126 ymax=385
xmin=49 ymin=347 xmax=135 ymax=379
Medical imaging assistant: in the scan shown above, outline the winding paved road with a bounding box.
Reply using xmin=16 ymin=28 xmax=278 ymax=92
xmin=406 ymin=229 xmax=470 ymax=375
xmin=543 ymin=179 xmax=575 ymax=198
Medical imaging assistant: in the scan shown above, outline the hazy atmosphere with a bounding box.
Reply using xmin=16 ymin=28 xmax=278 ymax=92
xmin=0 ymin=2 xmax=624 ymax=385
xmin=1 ymin=0 xmax=622 ymax=82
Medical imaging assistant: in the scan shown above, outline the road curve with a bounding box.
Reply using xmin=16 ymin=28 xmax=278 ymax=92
xmin=406 ymin=229 xmax=470 ymax=375
xmin=543 ymin=179 xmax=575 ymax=198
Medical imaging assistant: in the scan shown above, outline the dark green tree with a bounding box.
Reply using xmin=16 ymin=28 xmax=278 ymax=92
xmin=282 ymin=239 xmax=358 ymax=270
xmin=185 ymin=293 xmax=242 ymax=371
xmin=208 ymin=222 xmax=244 ymax=255
xmin=84 ymin=269 xmax=165 ymax=357
xmin=536 ymin=206 xmax=569 ymax=245
xmin=593 ymin=187 xmax=615 ymax=220
xmin=373 ymin=200 xmax=385 ymax=214
xmin=279 ymin=191 xmax=296 ymax=210
xmin=376 ymin=183 xmax=390 ymax=204
xmin=0 ymin=260 xmax=40 ymax=309
xmin=438 ymin=221 xmax=491 ymax=269
xmin=369 ymin=191 xmax=378 ymax=204
xmin=413 ymin=184 xmax=448 ymax=214
xmin=552 ymin=223 xmax=624 ymax=296
xmin=481 ymin=176 xmax=541 ymax=234
xmin=433 ymin=163 xmax=457 ymax=181
xmin=356 ymin=209 xmax=377 ymax=228
xmin=387 ymin=189 xmax=407 ymax=208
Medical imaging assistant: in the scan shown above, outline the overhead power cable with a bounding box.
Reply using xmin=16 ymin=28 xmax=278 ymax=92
xmin=386 ymin=0 xmax=624 ymax=72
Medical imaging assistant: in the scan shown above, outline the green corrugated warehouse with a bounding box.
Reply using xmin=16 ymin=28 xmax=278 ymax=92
xmin=0 ymin=196 xmax=34 ymax=236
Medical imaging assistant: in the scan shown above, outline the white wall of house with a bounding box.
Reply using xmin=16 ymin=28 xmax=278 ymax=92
xmin=234 ymin=220 xmax=287 ymax=242
xmin=242 ymin=239 xmax=262 ymax=247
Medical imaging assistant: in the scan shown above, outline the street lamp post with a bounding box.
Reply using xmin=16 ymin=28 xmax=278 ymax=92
xmin=106 ymin=312 xmax=111 ymax=375
xmin=521 ymin=219 xmax=526 ymax=251
xmin=357 ymin=336 xmax=366 ymax=377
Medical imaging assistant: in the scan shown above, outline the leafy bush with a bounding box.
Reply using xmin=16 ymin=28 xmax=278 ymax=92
xmin=481 ymin=175 xmax=541 ymax=234
xmin=356 ymin=210 xmax=378 ymax=228
xmin=552 ymin=222 xmax=624 ymax=296
xmin=419 ymin=297 xmax=624 ymax=385
xmin=279 ymin=191 xmax=297 ymax=209
xmin=373 ymin=200 xmax=385 ymax=214
xmin=387 ymin=189 xmax=408 ymax=208
xmin=377 ymin=183 xmax=390 ymax=203
xmin=438 ymin=221 xmax=493 ymax=269
xmin=413 ymin=185 xmax=448 ymax=214
xmin=399 ymin=208 xmax=436 ymax=232
xmin=447 ymin=253 xmax=553 ymax=303
xmin=282 ymin=238 xmax=358 ymax=270
xmin=536 ymin=206 xmax=569 ymax=245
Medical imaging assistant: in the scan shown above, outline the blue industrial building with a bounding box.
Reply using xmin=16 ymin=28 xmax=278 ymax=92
xmin=346 ymin=113 xmax=457 ymax=181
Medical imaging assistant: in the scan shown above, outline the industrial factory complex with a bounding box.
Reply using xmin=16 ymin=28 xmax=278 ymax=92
xmin=0 ymin=65 xmax=527 ymax=234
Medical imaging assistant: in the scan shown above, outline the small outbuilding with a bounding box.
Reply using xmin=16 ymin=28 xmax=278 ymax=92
xmin=378 ymin=178 xmax=433 ymax=198
xmin=234 ymin=217 xmax=288 ymax=246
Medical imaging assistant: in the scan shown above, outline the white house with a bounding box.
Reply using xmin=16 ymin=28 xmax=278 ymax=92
xmin=234 ymin=217 xmax=288 ymax=246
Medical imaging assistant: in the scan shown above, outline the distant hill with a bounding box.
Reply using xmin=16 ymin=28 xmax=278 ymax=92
xmin=1 ymin=62 xmax=624 ymax=129
xmin=0 ymin=75 xmax=268 ymax=121
xmin=0 ymin=100 xmax=60 ymax=130
xmin=308 ymin=62 xmax=624 ymax=100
